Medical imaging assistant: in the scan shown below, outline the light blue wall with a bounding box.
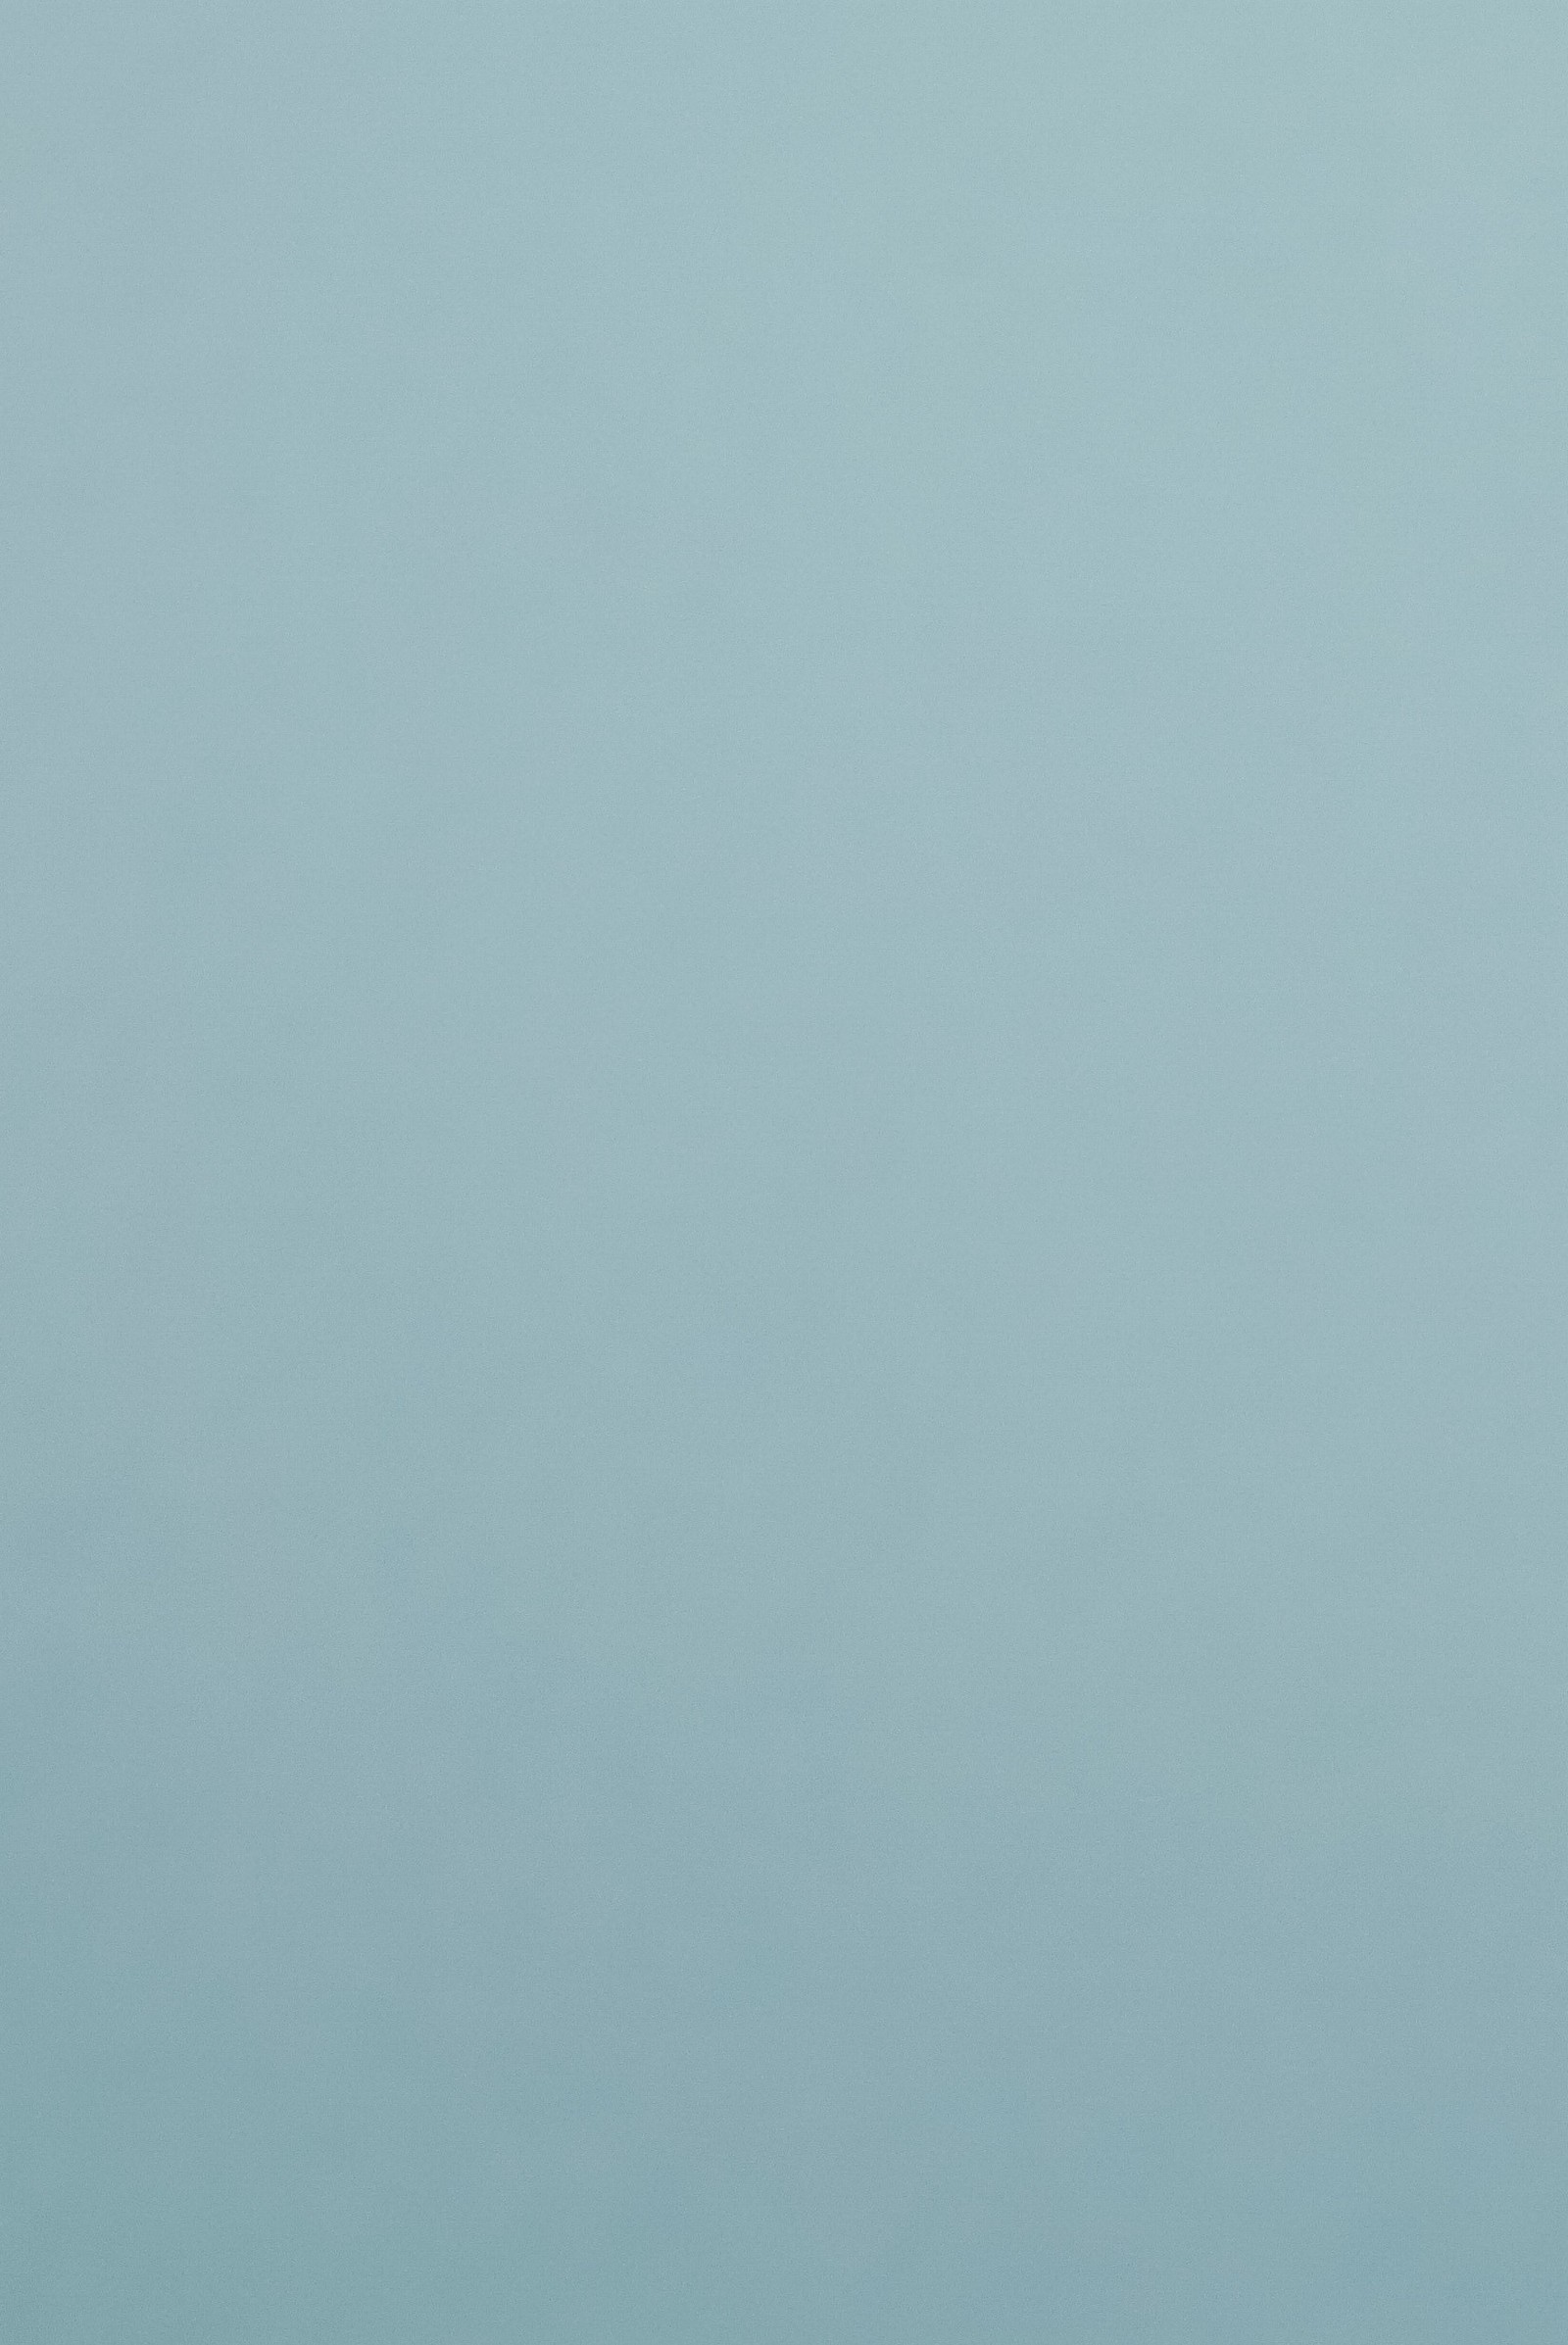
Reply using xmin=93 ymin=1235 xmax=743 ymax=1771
xmin=5 ymin=7 xmax=1567 ymax=2338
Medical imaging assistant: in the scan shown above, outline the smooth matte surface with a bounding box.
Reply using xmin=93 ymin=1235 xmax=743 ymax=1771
xmin=4 ymin=7 xmax=1567 ymax=2338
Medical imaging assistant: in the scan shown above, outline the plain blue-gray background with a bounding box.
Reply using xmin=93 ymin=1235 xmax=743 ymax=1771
xmin=4 ymin=6 xmax=1566 ymax=2338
